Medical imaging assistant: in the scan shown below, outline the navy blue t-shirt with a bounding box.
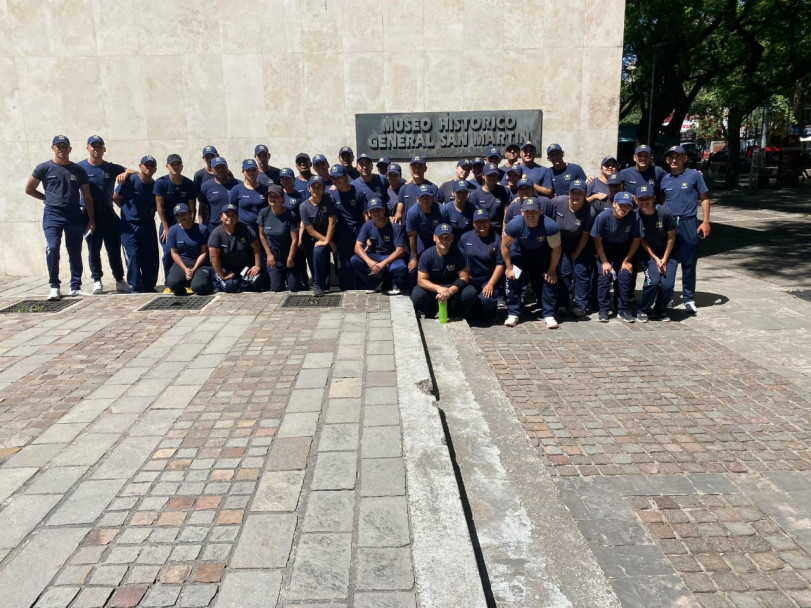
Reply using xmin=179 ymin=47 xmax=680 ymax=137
xmin=406 ymin=203 xmax=444 ymax=254
xmin=418 ymin=246 xmax=468 ymax=286
xmin=440 ymin=202 xmax=475 ymax=240
xmin=154 ymin=175 xmax=196 ymax=225
xmin=257 ymin=166 xmax=282 ymax=186
xmin=293 ymin=176 xmax=311 ymax=197
xmin=32 ymin=161 xmax=88 ymax=210
xmin=661 ymin=169 xmax=708 ymax=217
xmin=469 ymin=185 xmax=509 ymax=229
xmin=299 ymin=197 xmax=338 ymax=236
xmin=167 ymin=222 xmax=209 ymax=266
xmin=208 ymin=222 xmax=257 ymax=272
xmin=398 ymin=181 xmax=439 ymax=216
xmin=77 ymin=160 xmax=126 ymax=211
xmin=458 ymin=229 xmax=504 ymax=287
xmin=283 ymin=189 xmax=306 ymax=216
xmin=200 ymin=178 xmax=239 ymax=229
xmin=590 ymin=209 xmax=642 ymax=245
xmin=115 ymin=175 xmax=155 ymax=222
xmin=257 ymin=206 xmax=298 ymax=257
xmin=329 ymin=186 xmax=367 ymax=234
xmin=229 ymin=182 xmax=268 ymax=229
xmin=618 ymin=165 xmax=666 ymax=197
xmin=503 ymin=196 xmax=554 ymax=226
xmin=351 ymin=175 xmax=388 ymax=206
xmin=551 ymin=196 xmax=595 ymax=250
xmin=550 ymin=163 xmax=587 ymax=196
xmin=357 ymin=220 xmax=406 ymax=257
xmin=519 ymin=163 xmax=552 ymax=191
xmin=637 ymin=206 xmax=676 ymax=257
xmin=504 ymin=216 xmax=561 ymax=256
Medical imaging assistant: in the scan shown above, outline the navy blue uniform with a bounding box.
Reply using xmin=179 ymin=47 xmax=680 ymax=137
xmin=257 ymin=206 xmax=300 ymax=292
xmin=299 ymin=198 xmax=338 ymax=290
xmin=351 ymin=175 xmax=388 ymax=206
xmin=590 ymin=209 xmax=642 ymax=315
xmin=551 ymin=196 xmax=594 ymax=311
xmin=586 ymin=178 xmax=613 ymax=213
xmin=550 ymin=163 xmax=587 ymax=196
xmin=469 ymin=185 xmax=509 ymax=230
xmin=440 ymin=202 xmax=475 ymax=241
xmin=406 ymin=203 xmax=444 ymax=255
xmin=398 ymin=181 xmax=439 ymax=217
xmin=503 ymin=216 xmax=561 ymax=318
xmin=503 ymin=196 xmax=554 ymax=226
xmin=77 ymin=159 xmax=126 ymax=282
xmin=199 ymin=177 xmax=239 ymax=231
xmin=229 ymin=182 xmax=268 ymax=231
xmin=350 ymin=220 xmax=408 ymax=292
xmin=637 ymin=206 xmax=678 ymax=316
xmin=618 ymin=165 xmax=665 ymax=198
xmin=520 ymin=164 xmax=552 ymax=192
xmin=165 ymin=223 xmax=212 ymax=295
xmin=330 ymin=186 xmax=368 ymax=290
xmin=154 ymin=175 xmax=196 ymax=279
xmin=115 ymin=175 xmax=158 ymax=292
xmin=411 ymin=246 xmax=477 ymax=319
xmin=208 ymin=222 xmax=265 ymax=292
xmin=458 ymin=228 xmax=504 ymax=320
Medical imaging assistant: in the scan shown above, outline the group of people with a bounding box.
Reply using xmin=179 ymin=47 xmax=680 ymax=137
xmin=25 ymin=137 xmax=710 ymax=327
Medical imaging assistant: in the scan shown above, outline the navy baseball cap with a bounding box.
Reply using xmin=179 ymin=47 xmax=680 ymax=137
xmin=471 ymin=157 xmax=485 ymax=166
xmin=546 ymin=143 xmax=562 ymax=154
xmin=568 ymin=179 xmax=586 ymax=192
xmin=522 ymin=198 xmax=541 ymax=212
xmin=614 ymin=191 xmax=633 ymax=205
xmin=312 ymin=154 xmax=328 ymax=165
xmin=666 ymin=145 xmax=686 ymax=156
xmin=211 ymin=157 xmax=227 ymax=168
xmin=520 ymin=140 xmax=536 ymax=151
xmin=267 ymin=184 xmax=283 ymax=197
xmin=473 ymin=208 xmax=490 ymax=221
xmin=329 ymin=164 xmax=346 ymax=178
xmin=339 ymin=146 xmax=353 ymax=156
xmin=601 ymin=156 xmax=618 ymax=166
xmin=280 ymin=167 xmax=295 ymax=178
xmin=242 ymin=159 xmax=258 ymax=170
xmin=308 ymin=176 xmax=325 ymax=186
xmin=410 ymin=155 xmax=426 ymax=166
xmin=486 ymin=146 xmax=501 ymax=158
xmin=87 ymin=135 xmax=104 ymax=145
xmin=222 ymin=203 xmax=238 ymax=214
xmin=636 ymin=184 xmax=655 ymax=198
xmin=517 ymin=176 xmax=533 ymax=189
xmin=607 ymin=173 xmax=623 ymax=185
xmin=416 ymin=184 xmax=435 ymax=198
xmin=386 ymin=163 xmax=402 ymax=175
xmin=505 ymin=142 xmax=520 ymax=151
xmin=634 ymin=144 xmax=652 ymax=155
xmin=254 ymin=144 xmax=269 ymax=154
xmin=202 ymin=145 xmax=218 ymax=157
xmin=505 ymin=165 xmax=522 ymax=176
xmin=52 ymin=135 xmax=70 ymax=146
xmin=139 ymin=155 xmax=157 ymax=165
xmin=166 ymin=154 xmax=182 ymax=164
xmin=483 ymin=163 xmax=500 ymax=176
xmin=434 ymin=223 xmax=453 ymax=236
xmin=357 ymin=153 xmax=373 ymax=162
xmin=366 ymin=196 xmax=385 ymax=211
xmin=457 ymin=158 xmax=471 ymax=168
xmin=452 ymin=179 xmax=470 ymax=192
xmin=295 ymin=152 xmax=310 ymax=162
xmin=376 ymin=157 xmax=390 ymax=166
xmin=173 ymin=203 xmax=190 ymax=215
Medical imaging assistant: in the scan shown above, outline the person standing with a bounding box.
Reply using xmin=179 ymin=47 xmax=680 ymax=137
xmin=329 ymin=164 xmax=368 ymax=291
xmin=25 ymin=135 xmax=95 ymax=299
xmin=552 ymin=180 xmax=595 ymax=318
xmin=518 ymin=141 xmax=553 ymax=197
xmin=440 ymin=180 xmax=476 ymax=241
xmin=406 ymin=184 xmax=443 ymax=277
xmin=228 ymin=159 xmax=268 ymax=232
xmin=77 ymin=135 xmax=133 ymax=294
xmin=199 ymin=157 xmax=239 ymax=232
xmin=338 ymin=146 xmax=361 ymax=180
xmin=661 ymin=145 xmax=710 ymax=313
xmin=258 ymin=185 xmax=301 ymax=292
xmin=469 ymin=163 xmax=510 ymax=231
xmin=586 ymin=156 xmax=618 ymax=209
xmin=165 ymin=203 xmax=212 ymax=296
xmin=396 ymin=156 xmax=439 ymax=220
xmin=299 ymin=176 xmax=338 ymax=296
xmin=546 ymin=144 xmax=587 ymax=196
xmin=154 ymin=154 xmax=196 ymax=280
xmin=618 ymin=143 xmax=665 ymax=199
xmin=193 ymin=145 xmax=221 ymax=193
xmin=635 ymin=184 xmax=677 ymax=322
xmin=254 ymin=144 xmax=281 ymax=186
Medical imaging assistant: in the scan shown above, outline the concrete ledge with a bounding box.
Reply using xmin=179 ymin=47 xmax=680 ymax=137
xmin=390 ymin=298 xmax=487 ymax=608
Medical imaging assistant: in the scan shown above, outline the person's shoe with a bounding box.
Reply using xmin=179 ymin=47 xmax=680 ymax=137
xmin=115 ymin=280 xmax=129 ymax=293
xmin=365 ymin=286 xmax=381 ymax=294
xmin=162 ymin=287 xmax=172 ymax=294
xmin=92 ymin=280 xmax=103 ymax=295
xmin=504 ymin=315 xmax=519 ymax=327
xmin=556 ymin=306 xmax=568 ymax=317
xmin=497 ymin=297 xmax=507 ymax=309
xmin=68 ymin=288 xmax=90 ymax=296
xmin=48 ymin=287 xmax=62 ymax=301
xmin=684 ymin=300 xmax=698 ymax=314
xmin=619 ymin=310 xmax=635 ymax=323
xmin=312 ymin=285 xmax=325 ymax=297
xmin=598 ymin=310 xmax=610 ymax=323
xmin=385 ymin=287 xmax=401 ymax=296
xmin=544 ymin=316 xmax=559 ymax=329
xmin=659 ymin=313 xmax=671 ymax=323
xmin=637 ymin=312 xmax=649 ymax=323
xmin=571 ymin=306 xmax=586 ymax=318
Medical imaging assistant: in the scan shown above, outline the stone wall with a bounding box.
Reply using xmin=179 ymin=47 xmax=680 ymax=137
xmin=0 ymin=0 xmax=625 ymax=278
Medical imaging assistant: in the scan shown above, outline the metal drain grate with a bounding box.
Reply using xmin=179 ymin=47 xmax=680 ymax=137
xmin=0 ymin=299 xmax=79 ymax=314
xmin=139 ymin=296 xmax=215 ymax=311
xmin=281 ymin=294 xmax=343 ymax=308
xmin=789 ymin=290 xmax=811 ymax=303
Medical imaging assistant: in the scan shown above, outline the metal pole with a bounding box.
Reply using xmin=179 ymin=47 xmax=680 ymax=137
xmin=647 ymin=59 xmax=655 ymax=146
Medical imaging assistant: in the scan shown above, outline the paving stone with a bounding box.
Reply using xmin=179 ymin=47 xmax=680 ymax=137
xmin=287 ymin=388 xmax=324 ymax=412
xmin=277 ymin=412 xmax=319 ymax=438
xmin=295 ymin=368 xmax=330 ymax=389
xmin=92 ymin=436 xmax=160 ymax=479
xmin=230 ymin=513 xmax=297 ymax=568
xmin=0 ymin=493 xmax=62 ymax=550
xmin=140 ymin=584 xmax=181 ymax=607
xmin=215 ymin=570 xmax=282 ymax=608
xmin=364 ymin=387 xmax=398 ymax=405
xmin=318 ymin=423 xmax=359 ymax=451
xmin=124 ymin=565 xmax=161 ymax=585
xmin=354 ymin=592 xmax=418 ymax=608
xmin=287 ymin=533 xmax=352 ymax=600
xmin=89 ymin=564 xmax=128 ymax=586
xmin=325 ymin=399 xmax=361 ymax=423
xmin=330 ymin=378 xmax=363 ymax=398
xmin=32 ymin=422 xmax=87 ymax=444
xmin=359 ymin=496 xmax=410 ymax=547
xmin=202 ymin=543 xmax=232 ymax=561
xmin=303 ymin=352 xmax=334 ymax=368
xmin=303 ymin=490 xmax=355 ymax=533
xmin=178 ymin=583 xmax=218 ymax=607
xmin=33 ymin=586 xmax=80 ymax=608
xmin=361 ymin=425 xmax=402 ymax=458
xmin=107 ymin=585 xmax=148 ymax=607
xmin=50 ymin=433 xmax=119 ymax=466
xmin=252 ymin=470 xmax=305 ymax=511
xmin=0 ymin=467 xmax=38 ymax=502
xmin=25 ymin=466 xmax=87 ymax=494
xmin=47 ymin=479 xmax=126 ymax=525
xmin=105 ymin=545 xmax=142 ymax=563
xmin=72 ymin=587 xmax=114 ymax=607
xmin=311 ymin=452 xmax=357 ymax=490
xmin=364 ymin=404 xmax=400 ymax=426
xmin=360 ymin=458 xmax=405 ymax=496
xmin=193 ymin=563 xmax=225 ymax=583
xmin=356 ymin=547 xmax=415 ymax=590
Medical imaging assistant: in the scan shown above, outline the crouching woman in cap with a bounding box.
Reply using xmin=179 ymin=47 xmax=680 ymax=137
xmin=457 ymin=208 xmax=505 ymax=322
xmin=207 ymin=203 xmax=266 ymax=293
xmin=165 ymin=203 xmax=213 ymax=295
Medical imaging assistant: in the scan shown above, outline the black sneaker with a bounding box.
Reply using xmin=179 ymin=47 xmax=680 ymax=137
xmin=619 ymin=310 xmax=635 ymax=323
xmin=637 ymin=312 xmax=649 ymax=323
xmin=598 ymin=310 xmax=609 ymax=323
xmin=571 ymin=306 xmax=586 ymax=318
xmin=312 ymin=285 xmax=325 ymax=297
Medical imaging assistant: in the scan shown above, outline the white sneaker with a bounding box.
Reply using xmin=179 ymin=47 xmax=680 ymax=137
xmin=544 ymin=316 xmax=559 ymax=329
xmin=504 ymin=315 xmax=519 ymax=327
xmin=684 ymin=301 xmax=698 ymax=314
xmin=48 ymin=287 xmax=62 ymax=301
xmin=115 ymin=280 xmax=129 ymax=292
xmin=68 ymin=289 xmax=90 ymax=296
xmin=92 ymin=281 xmax=103 ymax=295
xmin=386 ymin=287 xmax=401 ymax=296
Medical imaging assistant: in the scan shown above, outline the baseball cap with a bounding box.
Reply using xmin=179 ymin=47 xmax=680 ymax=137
xmin=267 ymin=184 xmax=283 ymax=197
xmin=546 ymin=143 xmax=562 ymax=154
xmin=52 ymin=135 xmax=70 ymax=146
xmin=376 ymin=157 xmax=390 ymax=166
xmin=505 ymin=165 xmax=522 ymax=176
xmin=505 ymin=143 xmax=520 ymax=151
xmin=339 ymin=146 xmax=354 ymax=156
xmin=486 ymin=146 xmax=501 ymax=157
xmin=568 ymin=179 xmax=586 ymax=192
xmin=139 ymin=155 xmax=157 ymax=165
xmin=607 ymin=173 xmax=623 ymax=186
xmin=386 ymin=163 xmax=402 ymax=175
xmin=295 ymin=152 xmax=310 ymax=163
xmin=614 ymin=191 xmax=633 ymax=205
xmin=473 ymin=208 xmax=490 ymax=221
xmin=434 ymin=223 xmax=453 ymax=236
xmin=166 ymin=154 xmax=183 ymax=164
xmin=308 ymin=176 xmax=325 ymax=186
xmin=328 ymin=164 xmax=346 ymax=178
xmin=471 ymin=157 xmax=485 ymax=166
xmin=254 ymin=144 xmax=269 ymax=155
xmin=520 ymin=140 xmax=536 ymax=151
xmin=173 ymin=203 xmax=190 ymax=215
xmin=634 ymin=144 xmax=652 ymax=155
xmin=210 ymin=157 xmax=227 ymax=168
xmin=242 ymin=159 xmax=258 ymax=170
xmin=457 ymin=158 xmax=471 ymax=168
xmin=222 ymin=203 xmax=238 ymax=214
xmin=87 ymin=135 xmax=104 ymax=145
xmin=601 ymin=156 xmax=618 ymax=166
xmin=410 ymin=155 xmax=426 ymax=166
xmin=517 ymin=176 xmax=534 ymax=189
xmin=202 ymin=145 xmax=218 ymax=157
xmin=366 ymin=196 xmax=385 ymax=211
xmin=636 ymin=184 xmax=655 ymax=198
xmin=312 ymin=154 xmax=328 ymax=165
xmin=452 ymin=179 xmax=470 ymax=192
xmin=522 ymin=198 xmax=541 ymax=212
xmin=666 ymin=145 xmax=686 ymax=156
xmin=416 ymin=184 xmax=436 ymax=198
xmin=357 ymin=153 xmax=373 ymax=162
xmin=483 ymin=163 xmax=500 ymax=176
xmin=279 ymin=167 xmax=295 ymax=179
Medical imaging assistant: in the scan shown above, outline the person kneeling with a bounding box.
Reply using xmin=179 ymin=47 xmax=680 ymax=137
xmin=410 ymin=223 xmax=477 ymax=319
xmin=165 ymin=203 xmax=213 ymax=296
xmin=208 ymin=203 xmax=266 ymax=293
xmin=349 ymin=197 xmax=409 ymax=295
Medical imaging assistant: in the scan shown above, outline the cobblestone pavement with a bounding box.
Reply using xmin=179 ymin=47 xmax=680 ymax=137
xmin=464 ymin=189 xmax=811 ymax=607
xmin=0 ymin=289 xmax=422 ymax=607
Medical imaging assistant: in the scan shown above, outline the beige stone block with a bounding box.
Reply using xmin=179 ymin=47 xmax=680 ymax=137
xmin=505 ymin=0 xmax=545 ymax=50
xmin=0 ymin=57 xmax=25 ymax=141
xmin=544 ymin=0 xmax=585 ymax=47
xmin=261 ymin=0 xmax=302 ymax=55
xmin=143 ymin=56 xmax=188 ymax=140
xmin=340 ymin=0 xmax=382 ymax=52
xmin=343 ymin=52 xmax=384 ymax=115
xmin=382 ymin=2 xmax=424 ymax=52
xmin=302 ymin=53 xmax=346 ymax=138
xmin=581 ymin=46 xmax=623 ymax=130
xmin=99 ymin=56 xmax=148 ymax=141
xmin=382 ymin=52 xmax=425 ymax=112
xmin=577 ymin=128 xmax=619 ymax=173
xmin=423 ymin=0 xmax=464 ymax=51
xmin=0 ymin=141 xmax=34 ymax=223
xmin=0 ymin=2 xmax=14 ymax=56
xmin=264 ymin=53 xmax=306 ymax=138
xmin=222 ymin=54 xmax=266 ymax=139
xmin=539 ymin=46 xmax=583 ymax=127
xmin=585 ymin=0 xmax=626 ymax=48
xmin=223 ymin=139 xmax=259 ymax=167
xmin=16 ymin=56 xmax=65 ymax=141
xmin=8 ymin=0 xmax=96 ymax=57
xmin=424 ymin=51 xmax=467 ymax=110
xmin=91 ymin=1 xmax=141 ymax=56
xmin=103 ymin=141 xmax=150 ymax=172
xmin=60 ymin=58 xmax=107 ymax=140
xmin=461 ymin=50 xmax=502 ymax=111
xmin=183 ymin=54 xmax=228 ymax=140
xmin=147 ymin=141 xmax=194 ymax=173
xmin=217 ymin=0 xmax=270 ymax=55
xmin=501 ymin=50 xmax=546 ymax=111
xmin=300 ymin=0 xmax=343 ymax=54
xmin=0 ymin=221 xmax=47 ymax=277
xmin=463 ymin=0 xmax=504 ymax=51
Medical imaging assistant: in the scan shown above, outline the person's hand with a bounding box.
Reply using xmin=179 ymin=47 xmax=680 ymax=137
xmin=329 ymin=241 xmax=337 ymax=253
xmin=222 ymin=272 xmax=235 ymax=280
xmin=698 ymin=222 xmax=711 ymax=238
xmin=315 ymin=239 xmax=327 ymax=247
xmin=286 ymin=256 xmax=295 ymax=268
xmin=185 ymin=268 xmax=193 ymax=281
xmin=160 ymin=226 xmax=168 ymax=242
xmin=86 ymin=220 xmax=95 ymax=234
xmin=505 ymin=267 xmax=515 ymax=280
xmin=267 ymin=253 xmax=277 ymax=267
xmin=586 ymin=175 xmax=595 ymax=184
xmin=247 ymin=265 xmax=260 ymax=278
xmin=393 ymin=214 xmax=402 ymax=225
xmin=544 ymin=271 xmax=557 ymax=284
xmin=621 ymin=261 xmax=633 ymax=273
xmin=408 ymin=257 xmax=417 ymax=271
xmin=602 ymin=261 xmax=613 ymax=276
xmin=116 ymin=173 xmax=128 ymax=185
xmin=435 ymin=287 xmax=452 ymax=302
xmin=369 ymin=262 xmax=382 ymax=274
xmin=481 ymin=283 xmax=494 ymax=298
xmin=595 ymin=192 xmax=608 ymax=200
xmin=657 ymin=258 xmax=667 ymax=275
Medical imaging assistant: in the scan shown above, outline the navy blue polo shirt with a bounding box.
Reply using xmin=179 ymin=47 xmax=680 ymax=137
xmin=590 ymin=209 xmax=642 ymax=244
xmin=351 ymin=175 xmax=388 ymax=206
xmin=329 ymin=186 xmax=368 ymax=234
xmin=228 ymin=182 xmax=268 ymax=229
xmin=398 ymin=181 xmax=439 ymax=216
xmin=200 ymin=178 xmax=239 ymax=229
xmin=115 ymin=175 xmax=155 ymax=222
xmin=618 ymin=165 xmax=665 ymax=197
xmin=440 ymin=202 xmax=475 ymax=240
xmin=257 ymin=166 xmax=281 ymax=186
xmin=208 ymin=222 xmax=257 ymax=271
xmin=637 ymin=206 xmax=676 ymax=257
xmin=386 ymin=184 xmax=403 ymax=215
xmin=519 ymin=163 xmax=552 ymax=190
xmin=550 ymin=163 xmax=587 ymax=196
xmin=405 ymin=203 xmax=444 ymax=254
xmin=257 ymin=206 xmax=298 ymax=257
xmin=32 ymin=161 xmax=88 ymax=210
xmin=469 ymin=185 xmax=509 ymax=229
xmin=586 ymin=177 xmax=611 ymax=199
xmin=283 ymin=189 xmax=306 ymax=216
xmin=503 ymin=197 xmax=554 ymax=226
xmin=418 ymin=246 xmax=468 ymax=286
xmin=77 ymin=160 xmax=126 ymax=211
xmin=167 ymin=223 xmax=209 ymax=266
xmin=293 ymin=176 xmax=311 ymax=197
xmin=458 ymin=229 xmax=504 ymax=287
xmin=357 ymin=219 xmax=405 ymax=257
xmin=153 ymin=175 xmax=196 ymax=225
xmin=299 ymin=197 xmax=338 ymax=236
xmin=551 ymin=196 xmax=595 ymax=250
xmin=661 ymin=169 xmax=708 ymax=217
xmin=504 ymin=216 xmax=561 ymax=256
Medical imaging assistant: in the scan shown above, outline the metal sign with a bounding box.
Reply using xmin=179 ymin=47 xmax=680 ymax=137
xmin=355 ymin=110 xmax=543 ymax=161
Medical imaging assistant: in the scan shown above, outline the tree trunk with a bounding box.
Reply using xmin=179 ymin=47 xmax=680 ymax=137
xmin=725 ymin=110 xmax=743 ymax=189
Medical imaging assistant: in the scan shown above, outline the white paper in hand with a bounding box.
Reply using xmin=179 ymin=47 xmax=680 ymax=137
xmin=512 ymin=265 xmax=522 ymax=279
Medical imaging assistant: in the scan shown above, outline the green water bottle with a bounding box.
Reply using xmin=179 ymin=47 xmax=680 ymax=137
xmin=438 ymin=299 xmax=448 ymax=324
